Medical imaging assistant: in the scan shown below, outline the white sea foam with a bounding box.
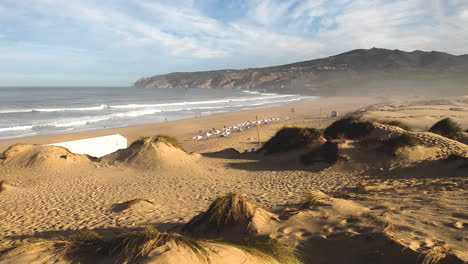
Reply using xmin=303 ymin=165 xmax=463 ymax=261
xmin=0 ymin=87 xmax=317 ymax=140
xmin=0 ymin=104 xmax=109 ymax=114
xmin=0 ymin=125 xmax=34 ymax=132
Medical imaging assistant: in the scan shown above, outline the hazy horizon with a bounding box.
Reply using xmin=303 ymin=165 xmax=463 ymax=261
xmin=1 ymin=0 xmax=468 ymax=86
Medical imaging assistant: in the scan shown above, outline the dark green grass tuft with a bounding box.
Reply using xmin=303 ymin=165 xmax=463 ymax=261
xmin=428 ymin=118 xmax=463 ymax=140
xmin=324 ymin=116 xmax=374 ymax=139
xmin=300 ymin=141 xmax=339 ymax=165
xmin=379 ymin=134 xmax=420 ymax=156
xmin=378 ymin=120 xmax=411 ymax=131
xmin=260 ymin=126 xmax=322 ymax=153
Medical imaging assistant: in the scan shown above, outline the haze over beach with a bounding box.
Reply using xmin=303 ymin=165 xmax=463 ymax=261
xmin=1 ymin=1 xmax=468 ymax=264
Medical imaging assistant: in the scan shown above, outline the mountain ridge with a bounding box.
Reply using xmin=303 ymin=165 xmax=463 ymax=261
xmin=133 ymin=48 xmax=468 ymax=95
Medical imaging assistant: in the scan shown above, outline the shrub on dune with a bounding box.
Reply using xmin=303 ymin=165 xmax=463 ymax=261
xmin=324 ymin=116 xmax=374 ymax=139
xmin=260 ymin=127 xmax=322 ymax=154
xmin=300 ymin=141 xmax=339 ymax=165
xmin=428 ymin=118 xmax=463 ymax=140
xmin=379 ymin=134 xmax=420 ymax=156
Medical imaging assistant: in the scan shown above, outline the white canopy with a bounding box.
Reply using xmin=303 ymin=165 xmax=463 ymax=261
xmin=47 ymin=134 xmax=127 ymax=158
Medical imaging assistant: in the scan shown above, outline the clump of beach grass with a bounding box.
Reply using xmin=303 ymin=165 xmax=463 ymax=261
xmin=420 ymin=245 xmax=451 ymax=264
xmin=324 ymin=116 xmax=374 ymax=139
xmin=428 ymin=118 xmax=463 ymax=140
xmin=379 ymin=134 xmax=420 ymax=156
xmin=110 ymin=226 xmax=211 ymax=263
xmin=226 ymin=236 xmax=302 ymax=264
xmin=185 ymin=192 xmax=256 ymax=234
xmin=53 ymin=230 xmax=105 ymax=260
xmin=300 ymin=141 xmax=339 ymax=165
xmin=300 ymin=191 xmax=331 ymax=209
xmin=260 ymin=126 xmax=321 ymax=153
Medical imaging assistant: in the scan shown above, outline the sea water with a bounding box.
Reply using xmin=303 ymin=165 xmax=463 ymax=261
xmin=0 ymin=87 xmax=316 ymax=140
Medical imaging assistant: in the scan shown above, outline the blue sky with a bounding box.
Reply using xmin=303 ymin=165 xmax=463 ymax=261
xmin=1 ymin=0 xmax=467 ymax=86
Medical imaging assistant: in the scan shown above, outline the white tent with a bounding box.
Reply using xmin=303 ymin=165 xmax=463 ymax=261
xmin=47 ymin=134 xmax=127 ymax=158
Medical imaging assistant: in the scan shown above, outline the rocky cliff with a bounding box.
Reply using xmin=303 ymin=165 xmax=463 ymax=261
xmin=133 ymin=48 xmax=468 ymax=95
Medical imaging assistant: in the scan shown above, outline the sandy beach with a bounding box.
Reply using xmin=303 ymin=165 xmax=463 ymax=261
xmin=0 ymin=96 xmax=378 ymax=153
xmin=0 ymin=95 xmax=467 ymax=264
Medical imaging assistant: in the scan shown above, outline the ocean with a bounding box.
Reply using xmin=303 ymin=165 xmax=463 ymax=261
xmin=0 ymin=87 xmax=316 ymax=140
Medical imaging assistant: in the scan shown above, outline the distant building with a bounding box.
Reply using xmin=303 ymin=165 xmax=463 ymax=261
xmin=47 ymin=134 xmax=127 ymax=158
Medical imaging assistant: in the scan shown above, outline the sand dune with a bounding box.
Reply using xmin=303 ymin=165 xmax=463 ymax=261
xmin=0 ymin=96 xmax=467 ymax=263
xmin=102 ymin=136 xmax=200 ymax=169
xmin=0 ymin=144 xmax=93 ymax=169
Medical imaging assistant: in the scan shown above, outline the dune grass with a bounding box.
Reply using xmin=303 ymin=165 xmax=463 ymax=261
xmin=53 ymin=230 xmax=106 ymax=260
xmin=110 ymin=226 xmax=211 ymax=263
xmin=260 ymin=126 xmax=321 ymax=153
xmin=51 ymin=227 xmax=212 ymax=263
xmin=300 ymin=191 xmax=331 ymax=209
xmin=428 ymin=118 xmax=463 ymax=140
xmin=420 ymin=245 xmax=451 ymax=264
xmin=324 ymin=116 xmax=374 ymax=139
xmin=225 ymin=236 xmax=302 ymax=264
xmin=187 ymin=192 xmax=256 ymax=232
xmin=379 ymin=134 xmax=420 ymax=156
xmin=377 ymin=120 xmax=411 ymax=131
xmin=300 ymin=141 xmax=339 ymax=165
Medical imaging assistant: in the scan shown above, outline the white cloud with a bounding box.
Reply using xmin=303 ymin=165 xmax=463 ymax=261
xmin=1 ymin=0 xmax=467 ymax=85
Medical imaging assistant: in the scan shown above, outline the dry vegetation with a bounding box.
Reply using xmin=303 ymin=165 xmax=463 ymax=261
xmin=110 ymin=226 xmax=211 ymax=263
xmin=379 ymin=134 xmax=420 ymax=156
xmin=420 ymin=245 xmax=451 ymax=264
xmin=324 ymin=116 xmax=374 ymax=139
xmin=428 ymin=118 xmax=463 ymax=140
xmin=53 ymin=230 xmax=105 ymax=260
xmin=300 ymin=141 xmax=339 ymax=165
xmin=300 ymin=191 xmax=331 ymax=209
xmin=184 ymin=192 xmax=257 ymax=234
xmin=260 ymin=126 xmax=321 ymax=153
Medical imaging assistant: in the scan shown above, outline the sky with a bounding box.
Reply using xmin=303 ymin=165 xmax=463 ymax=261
xmin=1 ymin=0 xmax=467 ymax=86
